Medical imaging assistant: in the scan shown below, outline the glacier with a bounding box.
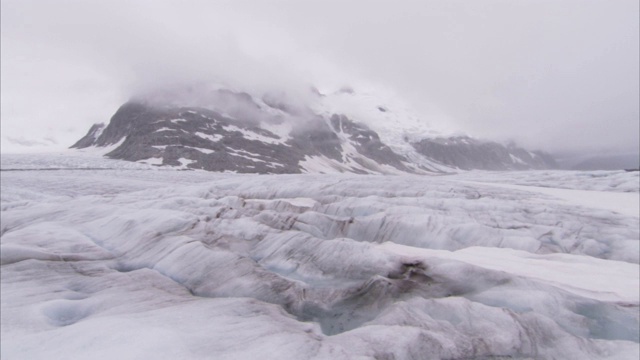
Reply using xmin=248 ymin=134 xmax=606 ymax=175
xmin=1 ymin=153 xmax=639 ymax=359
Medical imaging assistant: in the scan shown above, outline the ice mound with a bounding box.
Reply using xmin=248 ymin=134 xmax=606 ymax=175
xmin=2 ymin=167 xmax=638 ymax=359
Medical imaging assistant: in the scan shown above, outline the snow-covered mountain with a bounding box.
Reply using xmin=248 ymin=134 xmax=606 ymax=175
xmin=71 ymin=85 xmax=557 ymax=173
xmin=412 ymin=136 xmax=557 ymax=171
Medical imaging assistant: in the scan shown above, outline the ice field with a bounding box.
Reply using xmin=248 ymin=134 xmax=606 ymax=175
xmin=1 ymin=153 xmax=639 ymax=359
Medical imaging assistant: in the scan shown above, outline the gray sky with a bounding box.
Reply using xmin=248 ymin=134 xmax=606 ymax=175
xmin=2 ymin=0 xmax=638 ymax=156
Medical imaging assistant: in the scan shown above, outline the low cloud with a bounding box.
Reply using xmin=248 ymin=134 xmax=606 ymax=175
xmin=6 ymin=136 xmax=56 ymax=147
xmin=1 ymin=0 xmax=638 ymax=155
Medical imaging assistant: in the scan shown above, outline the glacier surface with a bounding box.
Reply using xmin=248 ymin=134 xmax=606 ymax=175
xmin=1 ymin=154 xmax=639 ymax=359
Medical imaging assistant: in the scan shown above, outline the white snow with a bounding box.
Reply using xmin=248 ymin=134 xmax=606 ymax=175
xmin=92 ymin=125 xmax=105 ymax=140
xmin=223 ymin=125 xmax=286 ymax=144
xmin=299 ymin=155 xmax=349 ymax=174
xmin=380 ymin=243 xmax=639 ymax=303
xmin=281 ymin=197 xmax=317 ymax=207
xmin=311 ymin=89 xmax=458 ymax=171
xmin=450 ymin=170 xmax=640 ymax=193
xmin=194 ymin=132 xmax=223 ymax=142
xmin=0 ymin=141 xmax=159 ymax=171
xmin=258 ymin=120 xmax=292 ymax=144
xmin=458 ymin=180 xmax=640 ymax=217
xmin=138 ymin=157 xmax=163 ymax=165
xmin=227 ymin=147 xmax=264 ymax=159
xmin=71 ymin=136 xmax=128 ymax=157
xmin=155 ymin=127 xmax=176 ymax=132
xmin=298 ymin=137 xmax=407 ymax=175
xmin=228 ymin=153 xmax=265 ymax=163
xmin=176 ymin=158 xmax=196 ymax=168
xmin=509 ymin=153 xmax=526 ymax=164
xmin=183 ymin=146 xmax=215 ymax=154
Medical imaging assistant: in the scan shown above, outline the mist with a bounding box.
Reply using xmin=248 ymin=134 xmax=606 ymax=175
xmin=1 ymin=0 xmax=638 ymax=157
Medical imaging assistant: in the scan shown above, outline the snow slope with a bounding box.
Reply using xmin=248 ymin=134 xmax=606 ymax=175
xmin=314 ymin=90 xmax=444 ymax=150
xmin=457 ymin=180 xmax=640 ymax=218
xmin=380 ymin=243 xmax=638 ymax=303
xmin=1 ymin=158 xmax=638 ymax=359
xmin=451 ymin=170 xmax=640 ymax=193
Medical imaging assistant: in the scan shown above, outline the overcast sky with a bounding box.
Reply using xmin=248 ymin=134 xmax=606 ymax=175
xmin=1 ymin=0 xmax=638 ymax=156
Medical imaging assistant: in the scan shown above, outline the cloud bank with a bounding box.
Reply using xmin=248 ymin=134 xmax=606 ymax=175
xmin=1 ymin=0 xmax=638 ymax=156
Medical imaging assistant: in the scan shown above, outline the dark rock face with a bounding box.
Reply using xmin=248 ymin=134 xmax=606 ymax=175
xmin=86 ymin=103 xmax=306 ymax=173
xmin=411 ymin=136 xmax=557 ymax=170
xmin=71 ymin=123 xmax=105 ymax=148
xmin=72 ymin=89 xmax=558 ymax=173
xmin=288 ymin=115 xmax=343 ymax=163
xmin=71 ymin=95 xmax=412 ymax=173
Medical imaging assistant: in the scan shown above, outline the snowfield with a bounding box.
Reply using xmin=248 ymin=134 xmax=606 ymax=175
xmin=1 ymin=153 xmax=639 ymax=359
xmin=451 ymin=170 xmax=640 ymax=193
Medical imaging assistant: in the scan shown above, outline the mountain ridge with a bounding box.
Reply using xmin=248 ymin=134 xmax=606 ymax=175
xmin=71 ymin=87 xmax=557 ymax=173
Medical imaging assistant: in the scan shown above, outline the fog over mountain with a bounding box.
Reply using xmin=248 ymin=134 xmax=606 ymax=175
xmin=67 ymin=84 xmax=558 ymax=173
xmin=1 ymin=0 xmax=638 ymax=163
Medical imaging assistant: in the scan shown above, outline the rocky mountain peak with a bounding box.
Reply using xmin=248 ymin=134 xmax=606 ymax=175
xmin=71 ymin=86 xmax=557 ymax=173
